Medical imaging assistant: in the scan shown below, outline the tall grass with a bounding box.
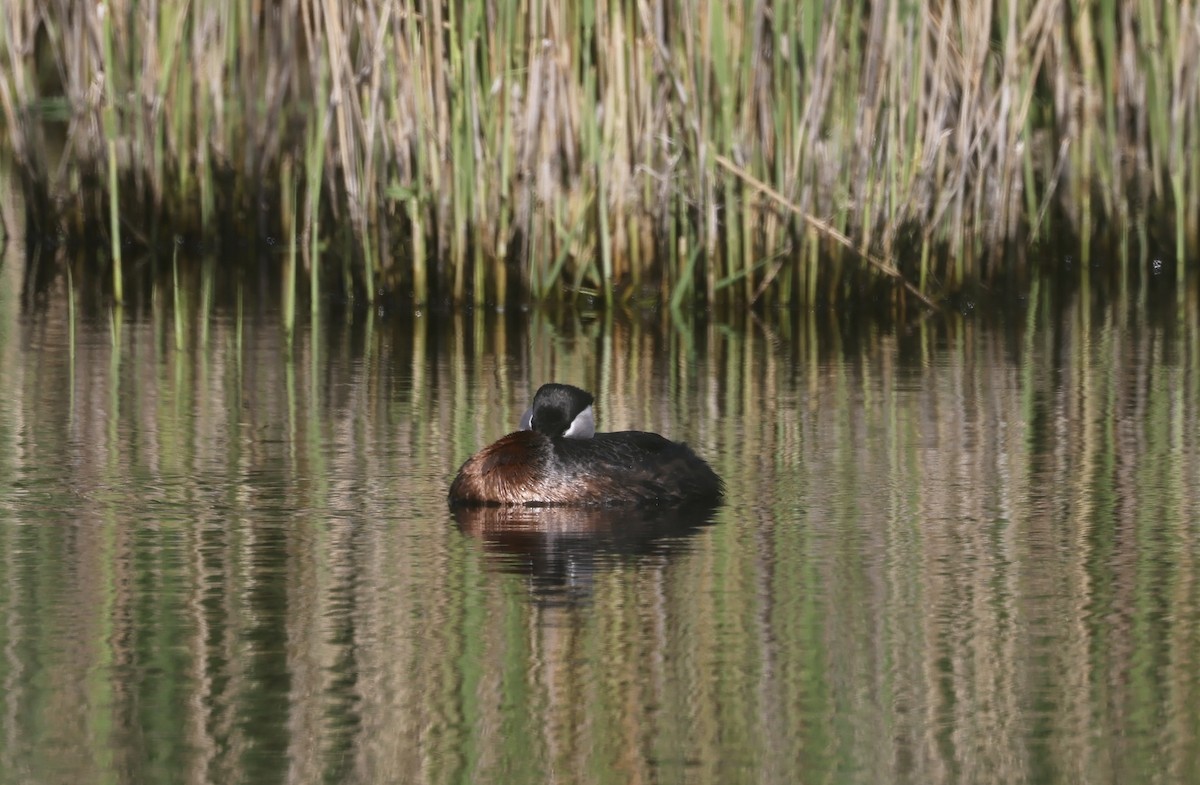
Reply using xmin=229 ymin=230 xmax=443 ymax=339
xmin=1 ymin=0 xmax=1197 ymax=307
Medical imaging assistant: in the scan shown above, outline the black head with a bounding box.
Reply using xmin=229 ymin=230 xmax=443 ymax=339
xmin=520 ymin=383 xmax=596 ymax=439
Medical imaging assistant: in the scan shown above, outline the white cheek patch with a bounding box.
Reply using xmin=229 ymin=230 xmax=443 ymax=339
xmin=519 ymin=406 xmax=533 ymax=431
xmin=563 ymin=405 xmax=595 ymax=439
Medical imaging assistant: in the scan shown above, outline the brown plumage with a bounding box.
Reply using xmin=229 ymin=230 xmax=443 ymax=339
xmin=448 ymin=384 xmax=724 ymax=507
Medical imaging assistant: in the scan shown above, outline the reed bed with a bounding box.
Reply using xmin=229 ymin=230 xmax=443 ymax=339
xmin=1 ymin=0 xmax=1197 ymax=308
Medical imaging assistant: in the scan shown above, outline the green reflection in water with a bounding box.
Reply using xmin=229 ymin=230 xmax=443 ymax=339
xmin=0 ymin=261 xmax=1199 ymax=785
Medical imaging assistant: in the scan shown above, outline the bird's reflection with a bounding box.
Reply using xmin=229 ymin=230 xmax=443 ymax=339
xmin=452 ymin=502 xmax=722 ymax=605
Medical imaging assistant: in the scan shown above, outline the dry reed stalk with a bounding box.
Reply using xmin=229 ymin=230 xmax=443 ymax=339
xmin=1 ymin=0 xmax=1196 ymax=308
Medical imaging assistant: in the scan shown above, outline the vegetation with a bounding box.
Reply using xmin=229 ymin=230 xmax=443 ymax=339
xmin=1 ymin=0 xmax=1197 ymax=308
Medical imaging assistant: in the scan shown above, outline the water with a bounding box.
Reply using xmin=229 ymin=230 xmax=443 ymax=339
xmin=1 ymin=269 xmax=1199 ymax=784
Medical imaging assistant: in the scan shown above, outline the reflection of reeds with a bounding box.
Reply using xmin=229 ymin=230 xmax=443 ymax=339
xmin=2 ymin=277 xmax=1200 ymax=782
xmin=2 ymin=2 xmax=1196 ymax=307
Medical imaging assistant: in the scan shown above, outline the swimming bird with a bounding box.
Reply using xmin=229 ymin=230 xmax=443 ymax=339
xmin=448 ymin=383 xmax=723 ymax=507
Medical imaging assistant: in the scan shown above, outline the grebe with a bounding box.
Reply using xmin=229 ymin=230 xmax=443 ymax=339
xmin=447 ymin=383 xmax=723 ymax=507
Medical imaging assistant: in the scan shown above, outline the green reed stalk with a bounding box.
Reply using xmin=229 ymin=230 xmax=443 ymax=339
xmin=172 ymin=245 xmax=183 ymax=352
xmin=99 ymin=5 xmax=124 ymax=305
xmin=236 ymin=279 xmax=244 ymax=374
xmin=66 ymin=262 xmax=75 ymax=375
xmin=107 ymin=140 xmax=123 ymax=304
xmin=7 ymin=0 xmax=1200 ymax=308
xmin=589 ymin=86 xmax=615 ymax=306
xmin=389 ymin=4 xmax=429 ymax=303
xmin=305 ymin=53 xmax=331 ymax=316
xmin=200 ymin=257 xmax=215 ymax=349
xmin=150 ymin=0 xmax=173 ymax=213
xmin=493 ymin=0 xmax=518 ymax=297
xmin=283 ymin=157 xmax=297 ymax=339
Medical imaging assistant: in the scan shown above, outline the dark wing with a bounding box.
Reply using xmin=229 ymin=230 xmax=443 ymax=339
xmin=556 ymin=431 xmax=723 ymax=505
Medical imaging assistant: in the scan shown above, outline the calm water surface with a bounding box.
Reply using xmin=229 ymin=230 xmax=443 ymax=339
xmin=1 ymin=269 xmax=1199 ymax=785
